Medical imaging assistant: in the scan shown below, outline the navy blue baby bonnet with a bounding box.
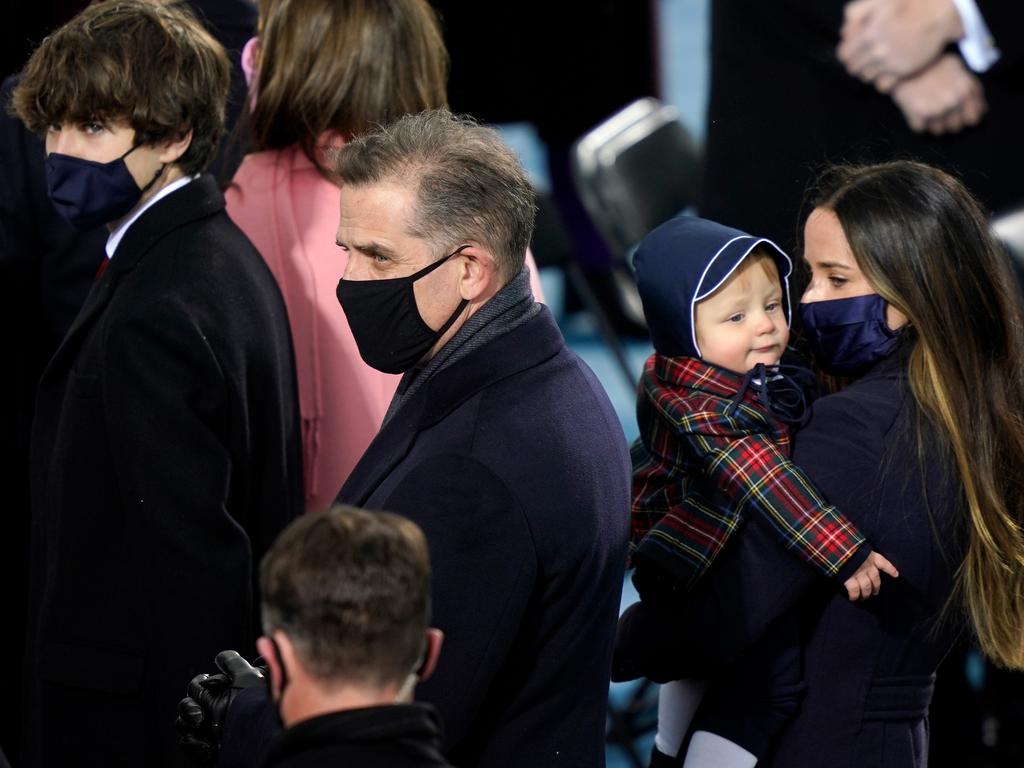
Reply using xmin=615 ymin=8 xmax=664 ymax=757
xmin=633 ymin=215 xmax=793 ymax=358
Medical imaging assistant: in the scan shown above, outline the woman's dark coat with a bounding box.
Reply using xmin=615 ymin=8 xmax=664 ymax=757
xmin=673 ymin=347 xmax=965 ymax=767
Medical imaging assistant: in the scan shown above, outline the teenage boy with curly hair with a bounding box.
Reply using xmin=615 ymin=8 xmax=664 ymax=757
xmin=12 ymin=2 xmax=302 ymax=764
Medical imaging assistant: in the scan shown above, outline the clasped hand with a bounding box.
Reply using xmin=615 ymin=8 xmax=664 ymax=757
xmin=837 ymin=0 xmax=986 ymax=134
xmin=176 ymin=650 xmax=266 ymax=765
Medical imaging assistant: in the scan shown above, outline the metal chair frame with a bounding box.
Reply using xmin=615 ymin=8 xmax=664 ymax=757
xmin=570 ymin=98 xmax=701 ymax=389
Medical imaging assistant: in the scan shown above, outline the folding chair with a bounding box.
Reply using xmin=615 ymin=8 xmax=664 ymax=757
xmin=572 ymin=98 xmax=700 ymax=261
xmin=606 ymin=678 xmax=660 ymax=768
xmin=992 ymin=209 xmax=1024 ymax=291
xmin=570 ymin=98 xmax=701 ymax=387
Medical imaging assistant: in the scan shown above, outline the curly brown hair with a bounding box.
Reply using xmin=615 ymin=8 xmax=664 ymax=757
xmin=11 ymin=0 xmax=230 ymax=176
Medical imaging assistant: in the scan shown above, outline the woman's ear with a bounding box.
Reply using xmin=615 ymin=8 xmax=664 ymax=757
xmin=885 ymin=301 xmax=909 ymax=331
xmin=242 ymin=35 xmax=260 ymax=87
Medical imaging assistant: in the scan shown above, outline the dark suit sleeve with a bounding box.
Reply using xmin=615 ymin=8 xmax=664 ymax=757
xmin=665 ymin=391 xmax=884 ymax=675
xmin=220 ymin=684 xmax=280 ymax=768
xmin=376 ymin=454 xmax=537 ymax=754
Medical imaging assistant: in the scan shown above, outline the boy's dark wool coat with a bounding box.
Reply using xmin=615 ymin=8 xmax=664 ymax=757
xmin=23 ymin=175 xmax=303 ymax=767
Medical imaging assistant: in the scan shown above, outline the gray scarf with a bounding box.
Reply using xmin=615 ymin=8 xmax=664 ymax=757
xmin=382 ymin=266 xmax=541 ymax=426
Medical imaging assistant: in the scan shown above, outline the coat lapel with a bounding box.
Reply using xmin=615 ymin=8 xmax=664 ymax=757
xmin=38 ymin=175 xmax=225 ymax=386
xmin=337 ymin=306 xmax=566 ymax=506
xmin=39 ymin=262 xmax=121 ymax=386
xmin=337 ymin=388 xmax=431 ymax=506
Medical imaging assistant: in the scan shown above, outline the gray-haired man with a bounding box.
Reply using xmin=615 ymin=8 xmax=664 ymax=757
xmin=185 ymin=110 xmax=630 ymax=768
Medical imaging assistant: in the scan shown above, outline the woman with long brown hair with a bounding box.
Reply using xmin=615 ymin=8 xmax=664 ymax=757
xmin=808 ymin=162 xmax=1024 ymax=672
xmin=227 ymin=0 xmax=543 ymax=512
xmin=630 ymin=159 xmax=1024 ymax=766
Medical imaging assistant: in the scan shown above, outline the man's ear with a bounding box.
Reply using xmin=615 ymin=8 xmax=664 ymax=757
xmin=256 ymin=635 xmax=281 ymax=697
xmin=455 ymin=244 xmax=500 ymax=302
xmin=157 ymin=129 xmax=193 ymax=165
xmin=417 ymin=628 xmax=444 ymax=683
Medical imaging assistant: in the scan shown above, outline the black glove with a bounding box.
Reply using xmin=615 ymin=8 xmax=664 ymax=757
xmin=176 ymin=650 xmax=266 ymax=765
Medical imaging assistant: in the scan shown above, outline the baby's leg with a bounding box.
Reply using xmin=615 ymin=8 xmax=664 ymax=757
xmin=684 ymin=617 xmax=805 ymax=763
xmin=654 ymin=679 xmax=707 ymax=759
xmin=682 ymin=732 xmax=757 ymax=768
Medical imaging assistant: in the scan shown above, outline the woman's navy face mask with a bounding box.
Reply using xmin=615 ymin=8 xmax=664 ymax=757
xmin=799 ymin=293 xmax=902 ymax=376
xmin=799 ymin=208 xmax=906 ymax=376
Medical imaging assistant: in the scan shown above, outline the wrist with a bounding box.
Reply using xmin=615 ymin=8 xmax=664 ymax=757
xmin=943 ymin=0 xmax=965 ymax=43
xmin=836 ymin=544 xmax=872 ymax=583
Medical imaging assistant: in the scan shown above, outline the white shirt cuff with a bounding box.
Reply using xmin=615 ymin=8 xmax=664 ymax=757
xmin=951 ymin=0 xmax=1001 ymax=72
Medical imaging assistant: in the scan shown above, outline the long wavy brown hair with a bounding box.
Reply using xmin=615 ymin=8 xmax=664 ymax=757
xmin=250 ymin=0 xmax=448 ymax=173
xmin=812 ymin=161 xmax=1024 ymax=668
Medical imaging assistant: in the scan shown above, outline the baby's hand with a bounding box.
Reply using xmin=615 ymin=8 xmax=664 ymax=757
xmin=844 ymin=550 xmax=899 ymax=601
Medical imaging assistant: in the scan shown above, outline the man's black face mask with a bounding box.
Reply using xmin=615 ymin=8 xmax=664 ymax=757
xmin=336 ymin=245 xmax=470 ymax=374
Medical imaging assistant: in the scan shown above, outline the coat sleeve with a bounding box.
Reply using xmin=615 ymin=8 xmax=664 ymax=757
xmin=101 ymin=302 xmax=257 ymax=655
xmin=640 ymin=399 xmax=868 ymax=585
xmin=693 ymin=421 xmax=868 ymax=580
xmin=373 ymin=454 xmax=537 ymax=755
xmin=664 ymin=392 xmax=886 ymax=675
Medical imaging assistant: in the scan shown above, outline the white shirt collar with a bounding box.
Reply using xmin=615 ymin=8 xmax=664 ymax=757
xmin=105 ymin=174 xmax=198 ymax=259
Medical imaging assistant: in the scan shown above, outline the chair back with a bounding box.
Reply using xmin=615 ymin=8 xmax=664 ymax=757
xmin=572 ymin=97 xmax=700 ymax=260
xmin=991 ymin=209 xmax=1024 ymax=291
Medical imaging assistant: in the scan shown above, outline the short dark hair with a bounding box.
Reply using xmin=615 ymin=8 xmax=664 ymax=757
xmin=11 ymin=0 xmax=230 ymax=176
xmin=260 ymin=505 xmax=431 ymax=688
xmin=334 ymin=109 xmax=536 ymax=282
xmin=252 ymin=0 xmax=448 ymax=172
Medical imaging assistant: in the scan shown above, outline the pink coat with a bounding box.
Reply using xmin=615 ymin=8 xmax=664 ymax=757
xmin=227 ymin=145 xmax=544 ymax=511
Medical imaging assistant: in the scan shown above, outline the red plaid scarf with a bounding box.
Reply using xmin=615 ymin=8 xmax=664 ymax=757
xmin=631 ymin=353 xmax=865 ymax=589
